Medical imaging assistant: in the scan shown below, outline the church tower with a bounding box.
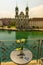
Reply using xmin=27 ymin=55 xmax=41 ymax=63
xmin=25 ymin=6 xmax=29 ymax=17
xmin=15 ymin=6 xmax=19 ymax=17
xmin=25 ymin=0 xmax=29 ymax=17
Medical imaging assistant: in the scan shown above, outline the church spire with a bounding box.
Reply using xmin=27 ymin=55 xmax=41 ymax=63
xmin=15 ymin=0 xmax=19 ymax=17
xmin=27 ymin=0 xmax=28 ymax=7
xmin=26 ymin=0 xmax=29 ymax=10
xmin=16 ymin=0 xmax=18 ymax=7
xmin=25 ymin=0 xmax=29 ymax=17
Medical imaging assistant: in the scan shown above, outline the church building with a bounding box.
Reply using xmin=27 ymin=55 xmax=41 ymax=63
xmin=14 ymin=6 xmax=43 ymax=30
xmin=15 ymin=6 xmax=29 ymax=29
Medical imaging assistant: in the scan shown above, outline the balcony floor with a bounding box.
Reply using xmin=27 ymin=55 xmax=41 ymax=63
xmin=0 ymin=60 xmax=42 ymax=65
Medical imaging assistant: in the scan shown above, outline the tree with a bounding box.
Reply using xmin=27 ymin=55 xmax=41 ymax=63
xmin=10 ymin=20 xmax=15 ymax=26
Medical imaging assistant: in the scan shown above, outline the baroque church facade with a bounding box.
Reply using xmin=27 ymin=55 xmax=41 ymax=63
xmin=15 ymin=6 xmax=43 ymax=30
xmin=15 ymin=6 xmax=29 ymax=29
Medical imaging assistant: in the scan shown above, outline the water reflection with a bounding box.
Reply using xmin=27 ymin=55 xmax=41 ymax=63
xmin=7 ymin=30 xmax=12 ymax=34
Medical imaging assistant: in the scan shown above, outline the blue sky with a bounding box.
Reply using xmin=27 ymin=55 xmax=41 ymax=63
xmin=0 ymin=0 xmax=43 ymax=18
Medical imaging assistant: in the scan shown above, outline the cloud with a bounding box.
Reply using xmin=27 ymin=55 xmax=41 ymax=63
xmin=0 ymin=5 xmax=43 ymax=18
xmin=29 ymin=5 xmax=43 ymax=18
xmin=0 ymin=11 xmax=14 ymax=18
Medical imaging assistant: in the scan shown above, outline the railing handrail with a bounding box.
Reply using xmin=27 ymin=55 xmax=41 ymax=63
xmin=0 ymin=38 xmax=43 ymax=42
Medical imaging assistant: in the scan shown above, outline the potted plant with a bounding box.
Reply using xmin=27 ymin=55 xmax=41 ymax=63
xmin=15 ymin=39 xmax=26 ymax=58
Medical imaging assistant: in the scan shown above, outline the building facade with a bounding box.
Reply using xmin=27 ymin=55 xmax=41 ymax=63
xmin=15 ymin=6 xmax=29 ymax=29
xmin=15 ymin=6 xmax=43 ymax=30
xmin=29 ymin=18 xmax=43 ymax=29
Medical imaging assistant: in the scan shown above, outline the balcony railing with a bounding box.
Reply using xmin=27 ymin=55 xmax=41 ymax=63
xmin=0 ymin=38 xmax=43 ymax=62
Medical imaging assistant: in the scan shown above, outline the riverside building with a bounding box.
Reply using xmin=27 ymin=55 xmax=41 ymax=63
xmin=0 ymin=6 xmax=43 ymax=30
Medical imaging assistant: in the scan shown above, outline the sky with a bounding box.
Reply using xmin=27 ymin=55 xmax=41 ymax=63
xmin=0 ymin=0 xmax=43 ymax=18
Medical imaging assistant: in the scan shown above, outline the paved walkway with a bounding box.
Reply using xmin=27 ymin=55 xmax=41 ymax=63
xmin=1 ymin=60 xmax=42 ymax=65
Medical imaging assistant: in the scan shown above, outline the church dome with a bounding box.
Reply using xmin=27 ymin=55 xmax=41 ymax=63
xmin=26 ymin=6 xmax=29 ymax=10
xmin=20 ymin=12 xmax=24 ymax=15
xmin=15 ymin=6 xmax=18 ymax=10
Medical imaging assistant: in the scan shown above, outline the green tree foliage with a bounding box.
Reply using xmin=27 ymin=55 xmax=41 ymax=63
xmin=10 ymin=20 xmax=15 ymax=26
